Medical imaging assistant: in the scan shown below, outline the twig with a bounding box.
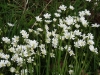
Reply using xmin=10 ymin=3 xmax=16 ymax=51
xmin=38 ymin=0 xmax=53 ymax=17
xmin=23 ymin=0 xmax=29 ymax=14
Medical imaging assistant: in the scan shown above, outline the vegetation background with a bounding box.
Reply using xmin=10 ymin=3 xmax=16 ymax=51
xmin=0 ymin=0 xmax=100 ymax=75
xmin=0 ymin=0 xmax=100 ymax=37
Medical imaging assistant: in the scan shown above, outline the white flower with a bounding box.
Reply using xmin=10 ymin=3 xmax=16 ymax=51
xmin=0 ymin=53 xmax=4 ymax=58
xmin=69 ymin=50 xmax=75 ymax=56
xmin=59 ymin=5 xmax=67 ymax=11
xmin=39 ymin=44 xmax=45 ymax=49
xmin=79 ymin=11 xmax=85 ymax=17
xmin=89 ymin=45 xmax=94 ymax=51
xmin=65 ymin=16 xmax=74 ymax=25
xmin=10 ymin=67 xmax=16 ymax=73
xmin=79 ymin=9 xmax=91 ymax=17
xmin=16 ymin=57 xmax=23 ymax=66
xmin=52 ymin=37 xmax=58 ymax=48
xmin=79 ymin=17 xmax=88 ymax=27
xmin=58 ymin=23 xmax=67 ymax=29
xmin=52 ymin=30 xmax=56 ymax=36
xmin=20 ymin=45 xmax=27 ymax=52
xmin=7 ymin=23 xmax=14 ymax=27
xmin=69 ymin=5 xmax=74 ymax=10
xmin=5 ymin=60 xmax=11 ymax=67
xmin=87 ymin=39 xmax=94 ymax=45
xmin=57 ymin=9 xmax=62 ymax=13
xmin=84 ymin=9 xmax=91 ymax=16
xmin=2 ymin=37 xmax=10 ymax=44
xmin=24 ymin=38 xmax=30 ymax=43
xmin=3 ymin=54 xmax=10 ymax=59
xmin=45 ymin=20 xmax=52 ymax=24
xmin=69 ymin=65 xmax=73 ymax=68
xmin=41 ymin=49 xmax=47 ymax=55
xmin=59 ymin=19 xmax=64 ymax=24
xmin=11 ymin=41 xmax=18 ymax=47
xmin=64 ymin=31 xmax=75 ymax=40
xmin=87 ymin=33 xmax=94 ymax=39
xmin=39 ymin=44 xmax=47 ymax=55
xmin=11 ymin=54 xmax=19 ymax=62
xmin=28 ymin=40 xmax=38 ymax=49
xmin=86 ymin=0 xmax=91 ymax=2
xmin=74 ymin=30 xmax=81 ymax=36
xmin=28 ymin=29 xmax=33 ymax=32
xmin=69 ymin=32 xmax=75 ymax=40
xmin=75 ymin=16 xmax=80 ymax=22
xmin=94 ymin=48 xmax=98 ymax=54
xmin=45 ymin=25 xmax=49 ymax=30
xmin=54 ymin=13 xmax=60 ymax=17
xmin=37 ymin=28 xmax=43 ymax=32
xmin=20 ymin=30 xmax=26 ymax=34
xmin=46 ymin=37 xmax=51 ymax=43
xmin=82 ymin=34 xmax=87 ymax=40
xmin=64 ymin=32 xmax=70 ymax=39
xmin=53 ymin=18 xmax=57 ymax=22
xmin=79 ymin=40 xmax=86 ymax=47
xmin=75 ymin=24 xmax=80 ymax=28
xmin=22 ymin=51 xmax=28 ymax=57
xmin=12 ymin=36 xmax=19 ymax=43
xmin=44 ymin=13 xmax=51 ymax=19
xmin=22 ymin=33 xmax=29 ymax=38
xmin=0 ymin=60 xmax=6 ymax=68
xmin=27 ymin=57 xmax=34 ymax=63
xmin=89 ymin=45 xmax=98 ymax=54
xmin=69 ymin=69 xmax=74 ymax=75
xmin=68 ymin=46 xmax=71 ymax=51
xmin=47 ymin=31 xmax=51 ymax=37
xmin=74 ymin=39 xmax=86 ymax=48
xmin=20 ymin=30 xmax=29 ymax=38
xmin=50 ymin=53 xmax=55 ymax=58
xmin=35 ymin=16 xmax=42 ymax=22
xmin=92 ymin=23 xmax=100 ymax=27
xmin=64 ymin=45 xmax=68 ymax=49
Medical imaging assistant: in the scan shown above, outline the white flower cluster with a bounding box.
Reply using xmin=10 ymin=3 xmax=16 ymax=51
xmin=1 ymin=4 xmax=99 ymax=74
xmin=0 ymin=60 xmax=11 ymax=68
xmin=1 ymin=30 xmax=38 ymax=73
xmin=2 ymin=37 xmax=10 ymax=44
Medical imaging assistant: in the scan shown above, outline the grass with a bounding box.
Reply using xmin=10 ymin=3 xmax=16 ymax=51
xmin=0 ymin=0 xmax=100 ymax=75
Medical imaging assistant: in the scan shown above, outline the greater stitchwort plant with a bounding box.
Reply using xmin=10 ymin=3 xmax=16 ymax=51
xmin=0 ymin=1 xmax=100 ymax=75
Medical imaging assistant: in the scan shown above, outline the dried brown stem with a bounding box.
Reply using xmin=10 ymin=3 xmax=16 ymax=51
xmin=31 ymin=0 xmax=53 ymax=28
